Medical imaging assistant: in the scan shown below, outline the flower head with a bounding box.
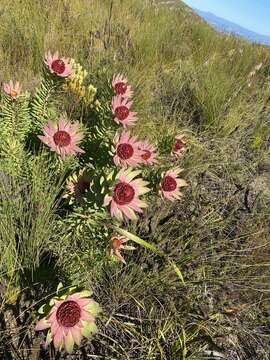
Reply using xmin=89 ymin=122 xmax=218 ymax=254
xmin=3 ymin=81 xmax=22 ymax=99
xmin=38 ymin=117 xmax=84 ymax=158
xmin=45 ymin=50 xmax=73 ymax=78
xmin=110 ymin=232 xmax=135 ymax=264
xmin=112 ymin=96 xmax=137 ymax=127
xmin=65 ymin=169 xmax=91 ymax=202
xmin=112 ymin=74 xmax=133 ymax=98
xmin=172 ymin=134 xmax=186 ymax=157
xmin=138 ymin=140 xmax=158 ymax=165
xmin=160 ymin=167 xmax=187 ymax=201
xmin=104 ymin=168 xmax=150 ymax=221
xmin=113 ymin=131 xmax=142 ymax=167
xmin=35 ymin=290 xmax=101 ymax=353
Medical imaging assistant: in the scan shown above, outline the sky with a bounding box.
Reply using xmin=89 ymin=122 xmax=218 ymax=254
xmin=182 ymin=0 xmax=270 ymax=36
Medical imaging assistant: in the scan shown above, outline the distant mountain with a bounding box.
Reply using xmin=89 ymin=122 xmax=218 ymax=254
xmin=193 ymin=8 xmax=270 ymax=46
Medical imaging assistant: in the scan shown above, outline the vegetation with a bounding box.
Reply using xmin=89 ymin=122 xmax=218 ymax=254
xmin=0 ymin=0 xmax=270 ymax=359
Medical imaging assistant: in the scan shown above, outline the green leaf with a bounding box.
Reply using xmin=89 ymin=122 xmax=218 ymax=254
xmin=79 ymin=290 xmax=93 ymax=298
xmin=85 ymin=300 xmax=101 ymax=316
xmin=49 ymin=297 xmax=57 ymax=306
xmin=107 ymin=170 xmax=115 ymax=181
xmin=56 ymin=282 xmax=64 ymax=294
xmin=45 ymin=330 xmax=52 ymax=346
xmin=99 ymin=176 xmax=105 ymax=185
xmin=170 ymin=260 xmax=186 ymax=285
xmin=38 ymin=303 xmax=51 ymax=314
xmin=67 ymin=286 xmax=77 ymax=294
xmin=81 ymin=321 xmax=98 ymax=338
xmin=115 ymin=227 xmax=160 ymax=254
xmin=115 ymin=228 xmax=186 ymax=285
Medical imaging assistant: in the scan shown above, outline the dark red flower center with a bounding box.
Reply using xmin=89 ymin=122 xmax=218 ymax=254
xmin=113 ymin=182 xmax=135 ymax=205
xmin=56 ymin=300 xmax=81 ymax=328
xmin=174 ymin=138 xmax=184 ymax=152
xmin=141 ymin=150 xmax=151 ymax=161
xmin=162 ymin=176 xmax=177 ymax=192
xmin=53 ymin=130 xmax=71 ymax=147
xmin=114 ymin=82 xmax=127 ymax=95
xmin=111 ymin=233 xmax=124 ymax=250
xmin=75 ymin=176 xmax=90 ymax=199
xmin=117 ymin=143 xmax=134 ymax=160
xmin=10 ymin=90 xmax=18 ymax=98
xmin=115 ymin=106 xmax=129 ymax=121
xmin=51 ymin=59 xmax=65 ymax=74
xmin=112 ymin=237 xmax=122 ymax=250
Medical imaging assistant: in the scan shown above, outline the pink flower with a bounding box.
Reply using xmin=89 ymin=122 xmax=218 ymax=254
xmin=160 ymin=167 xmax=187 ymax=201
xmin=104 ymin=168 xmax=150 ymax=221
xmin=65 ymin=169 xmax=91 ymax=203
xmin=35 ymin=291 xmax=100 ymax=353
xmin=113 ymin=131 xmax=142 ymax=167
xmin=110 ymin=233 xmax=135 ymax=264
xmin=38 ymin=117 xmax=84 ymax=158
xmin=138 ymin=140 xmax=158 ymax=165
xmin=45 ymin=50 xmax=73 ymax=78
xmin=112 ymin=74 xmax=133 ymax=98
xmin=3 ymin=81 xmax=22 ymax=99
xmin=172 ymin=134 xmax=186 ymax=157
xmin=112 ymin=96 xmax=137 ymax=127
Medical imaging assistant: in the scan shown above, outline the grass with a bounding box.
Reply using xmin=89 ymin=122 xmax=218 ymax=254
xmin=0 ymin=0 xmax=270 ymax=359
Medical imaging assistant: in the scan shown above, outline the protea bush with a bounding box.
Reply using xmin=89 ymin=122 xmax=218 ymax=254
xmin=0 ymin=50 xmax=188 ymax=355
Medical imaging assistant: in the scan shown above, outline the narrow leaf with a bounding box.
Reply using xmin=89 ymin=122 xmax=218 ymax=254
xmin=170 ymin=261 xmax=185 ymax=285
xmin=115 ymin=227 xmax=160 ymax=254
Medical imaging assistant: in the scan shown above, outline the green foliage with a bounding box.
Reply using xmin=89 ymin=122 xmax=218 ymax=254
xmin=31 ymin=76 xmax=60 ymax=132
xmin=0 ymin=154 xmax=63 ymax=280
xmin=0 ymin=93 xmax=31 ymax=176
xmin=0 ymin=93 xmax=31 ymax=141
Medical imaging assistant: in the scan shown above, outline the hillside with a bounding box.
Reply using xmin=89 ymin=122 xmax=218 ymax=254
xmin=0 ymin=1 xmax=270 ymax=359
xmin=194 ymin=8 xmax=270 ymax=46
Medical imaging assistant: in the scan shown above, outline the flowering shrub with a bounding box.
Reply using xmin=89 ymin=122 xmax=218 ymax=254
xmin=0 ymin=49 xmax=188 ymax=354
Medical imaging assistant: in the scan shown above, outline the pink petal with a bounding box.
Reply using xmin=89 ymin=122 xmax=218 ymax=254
xmin=68 ymin=293 xmax=81 ymax=301
xmin=103 ymin=195 xmax=112 ymax=206
xmin=72 ymin=133 xmax=84 ymax=142
xmin=47 ymin=50 xmax=53 ymax=64
xmin=114 ymin=206 xmax=124 ymax=221
xmin=64 ymin=330 xmax=75 ymax=353
xmin=129 ymin=201 xmax=143 ymax=213
xmin=77 ymin=298 xmax=91 ymax=307
xmin=35 ymin=318 xmax=50 ymax=331
xmin=80 ymin=310 xmax=93 ymax=321
xmin=15 ymin=81 xmax=20 ymax=92
xmin=47 ymin=311 xmax=57 ymax=323
xmin=58 ymin=117 xmax=67 ymax=131
xmin=121 ymin=205 xmax=137 ymax=220
xmin=70 ymin=326 xmax=82 ymax=346
xmin=110 ymin=200 xmax=118 ymax=217
xmin=53 ymin=327 xmax=64 ymax=349
xmin=50 ymin=320 xmax=60 ymax=336
xmin=43 ymin=125 xmax=56 ymax=137
xmin=113 ymin=155 xmax=120 ymax=166
xmin=73 ymin=145 xmax=85 ymax=154
xmin=115 ymin=249 xmax=126 ymax=264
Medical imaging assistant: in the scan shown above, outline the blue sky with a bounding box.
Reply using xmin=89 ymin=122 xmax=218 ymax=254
xmin=182 ymin=0 xmax=270 ymax=36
